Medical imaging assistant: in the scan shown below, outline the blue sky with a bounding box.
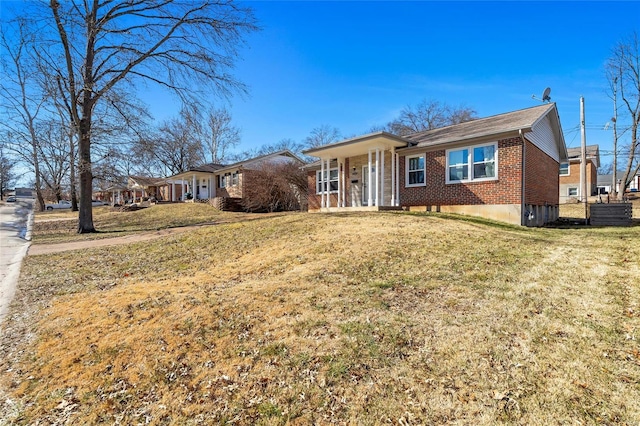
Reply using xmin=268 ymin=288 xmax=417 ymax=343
xmin=144 ymin=0 xmax=639 ymax=166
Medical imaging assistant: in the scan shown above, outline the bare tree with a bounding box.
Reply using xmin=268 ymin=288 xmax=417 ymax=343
xmin=0 ymin=145 xmax=17 ymax=200
xmin=0 ymin=17 xmax=48 ymax=211
xmin=385 ymin=99 xmax=477 ymax=136
xmin=134 ymin=108 xmax=206 ymax=176
xmin=36 ymin=118 xmax=71 ymax=201
xmin=43 ymin=0 xmax=257 ymax=233
xmin=304 ymin=125 xmax=342 ymax=148
xmin=204 ymin=106 xmax=240 ymax=164
xmin=232 ymin=138 xmax=308 ymax=162
xmin=607 ymin=31 xmax=640 ymax=200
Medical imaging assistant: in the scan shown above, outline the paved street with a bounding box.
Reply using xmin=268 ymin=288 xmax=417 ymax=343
xmin=0 ymin=198 xmax=33 ymax=323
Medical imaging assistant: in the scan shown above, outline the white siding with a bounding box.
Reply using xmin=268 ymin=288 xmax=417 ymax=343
xmin=526 ymin=115 xmax=560 ymax=162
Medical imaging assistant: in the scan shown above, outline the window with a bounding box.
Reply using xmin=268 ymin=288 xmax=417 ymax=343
xmin=316 ymin=168 xmax=338 ymax=193
xmin=559 ymin=162 xmax=569 ymax=176
xmin=220 ymin=172 xmax=239 ymax=188
xmin=568 ymin=187 xmax=578 ymax=196
xmin=446 ymin=142 xmax=497 ymax=183
xmin=406 ymin=155 xmax=426 ymax=187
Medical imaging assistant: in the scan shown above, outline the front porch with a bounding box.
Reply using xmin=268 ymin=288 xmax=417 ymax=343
xmin=303 ymin=132 xmax=411 ymax=210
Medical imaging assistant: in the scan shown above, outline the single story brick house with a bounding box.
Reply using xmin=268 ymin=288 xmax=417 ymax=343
xmin=303 ymin=103 xmax=568 ymax=226
xmin=559 ymin=145 xmax=599 ymax=203
xmin=165 ymin=150 xmax=305 ymax=209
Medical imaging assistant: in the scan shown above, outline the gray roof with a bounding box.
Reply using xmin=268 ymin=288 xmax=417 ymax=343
xmin=403 ymin=103 xmax=556 ymax=148
xmin=215 ymin=150 xmax=304 ymax=173
xmin=566 ymin=145 xmax=599 ymax=159
xmin=189 ymin=163 xmax=226 ymax=173
xmin=128 ymin=175 xmax=166 ymax=187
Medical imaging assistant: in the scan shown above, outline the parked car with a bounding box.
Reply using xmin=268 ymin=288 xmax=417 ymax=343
xmin=45 ymin=200 xmax=72 ymax=210
xmin=5 ymin=196 xmax=16 ymax=202
xmin=91 ymin=199 xmax=109 ymax=206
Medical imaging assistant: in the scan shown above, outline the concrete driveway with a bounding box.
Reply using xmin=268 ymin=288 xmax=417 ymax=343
xmin=0 ymin=198 xmax=33 ymax=323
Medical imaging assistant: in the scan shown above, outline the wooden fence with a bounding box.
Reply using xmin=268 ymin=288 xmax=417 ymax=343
xmin=589 ymin=203 xmax=632 ymax=226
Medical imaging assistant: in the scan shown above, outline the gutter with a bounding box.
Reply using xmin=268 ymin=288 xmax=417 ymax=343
xmin=520 ymin=129 xmax=526 ymax=226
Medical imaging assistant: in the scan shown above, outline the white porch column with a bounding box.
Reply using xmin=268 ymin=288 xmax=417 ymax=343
xmin=182 ymin=179 xmax=185 ymax=200
xmin=341 ymin=158 xmax=346 ymax=207
xmin=320 ymin=159 xmax=325 ymax=208
xmin=368 ymin=150 xmax=373 ymax=207
xmin=395 ymin=153 xmax=400 ymax=206
xmin=381 ymin=148 xmax=385 ymax=206
xmin=337 ymin=157 xmax=343 ymax=207
xmin=192 ymin=174 xmax=197 ymax=199
xmin=325 ymin=158 xmax=331 ymax=208
xmin=375 ymin=148 xmax=380 ymax=206
xmin=171 ymin=182 xmax=176 ymax=201
xmin=391 ymin=148 xmax=395 ymax=206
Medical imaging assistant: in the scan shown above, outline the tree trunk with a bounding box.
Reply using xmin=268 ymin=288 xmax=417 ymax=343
xmin=77 ymin=117 xmax=95 ymax=233
xmin=69 ymin=130 xmax=78 ymax=211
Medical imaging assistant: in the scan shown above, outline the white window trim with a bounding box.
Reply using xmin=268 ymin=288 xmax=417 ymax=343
xmin=316 ymin=168 xmax=339 ymax=194
xmin=231 ymin=171 xmax=239 ymax=186
xmin=567 ymin=187 xmax=578 ymax=196
xmin=559 ymin=162 xmax=570 ymax=176
xmin=445 ymin=142 xmax=498 ymax=184
xmin=405 ymin=154 xmax=426 ymax=187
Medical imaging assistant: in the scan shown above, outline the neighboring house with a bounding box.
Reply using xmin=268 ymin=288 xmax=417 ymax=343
xmin=558 ymin=145 xmax=599 ymax=203
xmin=14 ymin=188 xmax=34 ymax=197
xmin=165 ymin=163 xmax=225 ymax=202
xmin=598 ymin=172 xmax=640 ymax=195
xmin=165 ymin=150 xmax=305 ymax=208
xmin=128 ymin=176 xmax=167 ymax=202
xmin=102 ymin=184 xmax=131 ymax=205
xmin=303 ymin=103 xmax=567 ymax=227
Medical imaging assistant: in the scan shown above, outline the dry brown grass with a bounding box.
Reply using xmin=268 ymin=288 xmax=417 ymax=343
xmin=2 ymin=210 xmax=639 ymax=424
xmin=31 ymin=203 xmax=274 ymax=244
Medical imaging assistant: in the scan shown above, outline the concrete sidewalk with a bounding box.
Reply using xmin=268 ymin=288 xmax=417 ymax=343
xmin=0 ymin=199 xmax=33 ymax=324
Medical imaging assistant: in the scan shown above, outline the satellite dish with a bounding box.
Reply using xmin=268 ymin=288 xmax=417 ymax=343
xmin=531 ymin=87 xmax=552 ymax=103
xmin=542 ymin=87 xmax=551 ymax=102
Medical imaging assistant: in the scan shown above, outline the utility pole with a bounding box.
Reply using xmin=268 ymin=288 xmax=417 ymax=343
xmin=580 ymin=96 xmax=588 ymax=222
xmin=612 ymin=77 xmax=618 ymax=199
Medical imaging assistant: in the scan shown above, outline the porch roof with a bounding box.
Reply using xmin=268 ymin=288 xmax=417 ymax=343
xmin=167 ymin=163 xmax=225 ymax=181
xmin=302 ymin=131 xmax=410 ymax=159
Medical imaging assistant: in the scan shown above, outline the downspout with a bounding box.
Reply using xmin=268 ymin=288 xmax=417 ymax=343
xmin=519 ymin=129 xmax=526 ymax=226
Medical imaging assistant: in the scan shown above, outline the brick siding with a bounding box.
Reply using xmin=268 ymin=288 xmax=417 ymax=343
xmin=399 ymin=137 xmax=523 ymax=206
xmin=559 ymin=160 xmax=598 ymax=196
xmin=524 ymin=140 xmax=560 ymax=205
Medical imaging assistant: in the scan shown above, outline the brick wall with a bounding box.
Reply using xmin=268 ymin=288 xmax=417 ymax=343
xmin=524 ymin=140 xmax=560 ymax=205
xmin=399 ymin=137 xmax=523 ymax=206
xmin=559 ymin=160 xmax=598 ymax=196
xmin=307 ymin=168 xmax=339 ymax=209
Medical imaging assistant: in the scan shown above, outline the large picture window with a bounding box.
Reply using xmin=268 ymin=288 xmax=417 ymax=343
xmin=316 ymin=168 xmax=338 ymax=193
xmin=406 ymin=154 xmax=426 ymax=187
xmin=446 ymin=142 xmax=497 ymax=183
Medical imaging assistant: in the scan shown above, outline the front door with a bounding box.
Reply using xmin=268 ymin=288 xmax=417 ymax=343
xmin=362 ymin=165 xmax=377 ymax=206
